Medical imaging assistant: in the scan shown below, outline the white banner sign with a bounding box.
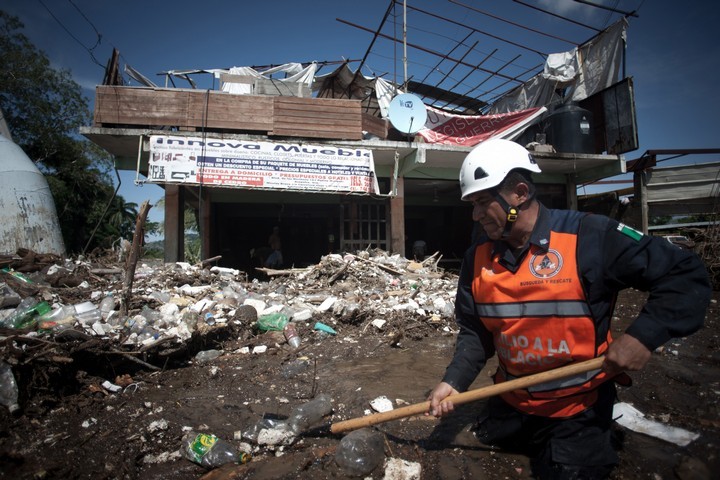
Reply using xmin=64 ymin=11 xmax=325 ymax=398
xmin=147 ymin=135 xmax=379 ymax=194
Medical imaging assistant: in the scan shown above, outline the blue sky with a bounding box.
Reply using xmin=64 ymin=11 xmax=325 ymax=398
xmin=3 ymin=0 xmax=718 ymax=225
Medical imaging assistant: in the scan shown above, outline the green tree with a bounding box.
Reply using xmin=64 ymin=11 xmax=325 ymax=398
xmin=0 ymin=11 xmax=134 ymax=253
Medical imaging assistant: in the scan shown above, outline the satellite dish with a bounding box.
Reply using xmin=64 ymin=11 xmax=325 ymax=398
xmin=387 ymin=93 xmax=427 ymax=135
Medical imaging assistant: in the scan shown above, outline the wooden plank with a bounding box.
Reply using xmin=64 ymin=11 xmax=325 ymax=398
xmin=362 ymin=113 xmax=388 ymax=139
xmin=273 ymin=96 xmax=362 ymax=139
xmin=94 ymin=85 xmax=364 ymax=139
xmin=186 ymin=92 xmax=273 ymax=131
xmin=271 ymin=127 xmax=362 ymax=140
xmin=95 ymin=86 xmax=192 ymax=127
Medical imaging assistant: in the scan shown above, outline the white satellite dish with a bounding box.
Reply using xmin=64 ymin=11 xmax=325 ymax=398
xmin=387 ymin=93 xmax=427 ymax=135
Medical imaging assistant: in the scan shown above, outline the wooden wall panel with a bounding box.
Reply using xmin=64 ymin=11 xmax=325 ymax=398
xmin=94 ymin=86 xmax=364 ymax=140
xmin=95 ymin=86 xmax=193 ymax=127
xmin=272 ymin=97 xmax=362 ymax=140
xmin=362 ymin=113 xmax=388 ymax=139
xmin=186 ymin=92 xmax=273 ymax=131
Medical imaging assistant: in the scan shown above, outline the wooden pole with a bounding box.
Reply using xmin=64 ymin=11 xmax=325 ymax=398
xmin=120 ymin=201 xmax=151 ymax=317
xmin=330 ymin=356 xmax=605 ymax=434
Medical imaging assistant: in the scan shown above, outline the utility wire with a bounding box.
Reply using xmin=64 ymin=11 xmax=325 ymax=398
xmin=67 ymin=0 xmax=102 ymax=49
xmin=37 ymin=0 xmax=105 ymax=68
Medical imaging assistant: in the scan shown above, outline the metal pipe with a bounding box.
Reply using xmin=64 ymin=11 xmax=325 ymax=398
xmin=336 ymin=18 xmax=523 ymax=83
xmin=512 ymin=0 xmax=601 ymax=32
xmin=572 ymin=0 xmax=639 ymax=18
xmin=406 ymin=3 xmax=547 ymax=57
xmin=449 ymin=0 xmax=578 ymax=44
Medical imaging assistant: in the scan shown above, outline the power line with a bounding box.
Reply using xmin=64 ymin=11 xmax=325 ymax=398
xmin=36 ymin=0 xmax=104 ymax=69
xmin=67 ymin=0 xmax=102 ymax=49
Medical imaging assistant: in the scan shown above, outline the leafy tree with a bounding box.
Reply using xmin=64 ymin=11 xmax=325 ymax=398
xmin=0 ymin=11 xmax=137 ymax=253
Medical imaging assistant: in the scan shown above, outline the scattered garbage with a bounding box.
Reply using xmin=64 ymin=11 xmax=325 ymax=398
xmin=334 ymin=427 xmax=386 ymax=476
xmin=181 ymin=432 xmax=251 ymax=468
xmin=38 ymin=301 xmax=101 ymax=332
xmin=314 ymin=322 xmax=337 ymax=335
xmin=384 ymin=457 xmax=422 ymax=480
xmin=613 ymin=402 xmax=700 ymax=447
xmin=370 ymin=395 xmax=394 ymax=413
xmin=0 ymin=360 xmax=19 ymax=414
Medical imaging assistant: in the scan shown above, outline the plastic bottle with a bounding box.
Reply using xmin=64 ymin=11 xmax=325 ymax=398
xmin=0 ymin=297 xmax=51 ymax=329
xmin=334 ymin=428 xmax=385 ymax=476
xmin=181 ymin=432 xmax=251 ymax=468
xmin=99 ymin=294 xmax=115 ymax=318
xmin=37 ymin=302 xmax=101 ymax=330
xmin=38 ymin=305 xmax=77 ymax=332
xmin=0 ymin=361 xmax=20 ymax=414
xmin=287 ymin=393 xmax=333 ymax=433
xmin=283 ymin=322 xmax=301 ymax=348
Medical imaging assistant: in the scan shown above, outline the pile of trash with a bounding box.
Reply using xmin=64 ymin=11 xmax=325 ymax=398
xmin=1 ymin=249 xmax=458 ymax=348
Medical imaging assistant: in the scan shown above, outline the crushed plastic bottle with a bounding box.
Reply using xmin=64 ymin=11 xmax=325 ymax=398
xmin=334 ymin=428 xmax=385 ymax=476
xmin=73 ymin=302 xmax=102 ymax=325
xmin=256 ymin=312 xmax=288 ymax=331
xmin=0 ymin=297 xmax=51 ymax=329
xmin=181 ymin=432 xmax=251 ymax=468
xmin=287 ymin=393 xmax=333 ymax=434
xmin=194 ymin=349 xmax=222 ymax=364
xmin=0 ymin=361 xmax=20 ymax=414
xmin=0 ymin=282 xmax=21 ymax=308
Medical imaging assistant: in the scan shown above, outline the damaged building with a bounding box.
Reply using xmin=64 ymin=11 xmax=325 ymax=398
xmin=80 ymin=10 xmax=638 ymax=273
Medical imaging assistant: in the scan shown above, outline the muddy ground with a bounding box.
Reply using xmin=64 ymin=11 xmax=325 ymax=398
xmin=0 ymin=256 xmax=718 ymax=480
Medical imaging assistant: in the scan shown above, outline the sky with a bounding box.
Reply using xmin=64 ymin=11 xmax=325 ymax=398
xmin=2 ymin=0 xmax=719 ymax=226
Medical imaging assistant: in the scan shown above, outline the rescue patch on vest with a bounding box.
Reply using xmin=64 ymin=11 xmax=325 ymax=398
xmin=617 ymin=223 xmax=643 ymax=241
xmin=529 ymin=249 xmax=563 ymax=278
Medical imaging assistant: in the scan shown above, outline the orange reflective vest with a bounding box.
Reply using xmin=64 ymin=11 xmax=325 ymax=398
xmin=472 ymin=230 xmax=612 ymax=418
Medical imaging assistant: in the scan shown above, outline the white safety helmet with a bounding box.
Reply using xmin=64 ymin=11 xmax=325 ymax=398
xmin=459 ymin=139 xmax=541 ymax=201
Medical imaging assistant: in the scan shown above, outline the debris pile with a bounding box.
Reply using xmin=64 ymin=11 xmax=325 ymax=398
xmin=0 ymin=248 xmax=459 ymax=397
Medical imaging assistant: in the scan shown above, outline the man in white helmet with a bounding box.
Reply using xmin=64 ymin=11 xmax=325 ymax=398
xmin=427 ymin=139 xmax=710 ymax=479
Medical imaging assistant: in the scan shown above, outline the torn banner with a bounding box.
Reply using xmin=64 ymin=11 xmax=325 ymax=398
xmin=416 ymin=105 xmax=546 ymax=147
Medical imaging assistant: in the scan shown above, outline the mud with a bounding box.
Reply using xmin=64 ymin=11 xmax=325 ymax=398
xmin=0 ymin=264 xmax=718 ymax=479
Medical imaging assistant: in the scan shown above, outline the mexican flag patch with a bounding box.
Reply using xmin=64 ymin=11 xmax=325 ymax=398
xmin=617 ymin=223 xmax=643 ymax=241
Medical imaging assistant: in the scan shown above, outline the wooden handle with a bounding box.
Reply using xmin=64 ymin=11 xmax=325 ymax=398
xmin=330 ymin=356 xmax=605 ymax=434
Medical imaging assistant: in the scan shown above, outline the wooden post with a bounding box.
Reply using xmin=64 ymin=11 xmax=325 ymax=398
xmin=390 ymin=177 xmax=405 ymax=257
xmin=121 ymin=201 xmax=151 ymax=316
xmin=164 ymin=185 xmax=185 ymax=262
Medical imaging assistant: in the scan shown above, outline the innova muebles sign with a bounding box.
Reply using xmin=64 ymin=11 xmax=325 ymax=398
xmin=147 ymin=135 xmax=380 ymax=195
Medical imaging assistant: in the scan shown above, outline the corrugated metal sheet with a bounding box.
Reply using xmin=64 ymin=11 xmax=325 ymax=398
xmin=646 ymin=162 xmax=720 ymax=203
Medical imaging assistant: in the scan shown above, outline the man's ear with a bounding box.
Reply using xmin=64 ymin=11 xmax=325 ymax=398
xmin=514 ymin=182 xmax=530 ymax=203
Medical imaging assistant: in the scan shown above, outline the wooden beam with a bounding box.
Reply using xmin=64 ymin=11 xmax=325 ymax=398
xmin=390 ymin=177 xmax=405 ymax=257
xmin=164 ymin=184 xmax=184 ymax=262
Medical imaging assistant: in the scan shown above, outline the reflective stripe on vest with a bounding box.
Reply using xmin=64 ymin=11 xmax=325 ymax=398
xmin=477 ymin=300 xmax=591 ymax=318
xmin=500 ymin=364 xmax=603 ymax=392
xmin=472 ymin=230 xmax=612 ymax=418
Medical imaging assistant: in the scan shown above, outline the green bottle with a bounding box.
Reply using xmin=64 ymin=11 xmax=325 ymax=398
xmin=1 ymin=298 xmax=51 ymax=329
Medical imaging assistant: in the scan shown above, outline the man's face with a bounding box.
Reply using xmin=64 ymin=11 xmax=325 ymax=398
xmin=468 ymin=190 xmax=508 ymax=240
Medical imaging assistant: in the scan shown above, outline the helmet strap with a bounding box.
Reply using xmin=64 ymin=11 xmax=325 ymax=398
xmin=491 ymin=189 xmax=521 ymax=238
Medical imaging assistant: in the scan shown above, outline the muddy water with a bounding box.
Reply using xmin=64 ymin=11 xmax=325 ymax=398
xmin=312 ymin=335 xmax=501 ymax=447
